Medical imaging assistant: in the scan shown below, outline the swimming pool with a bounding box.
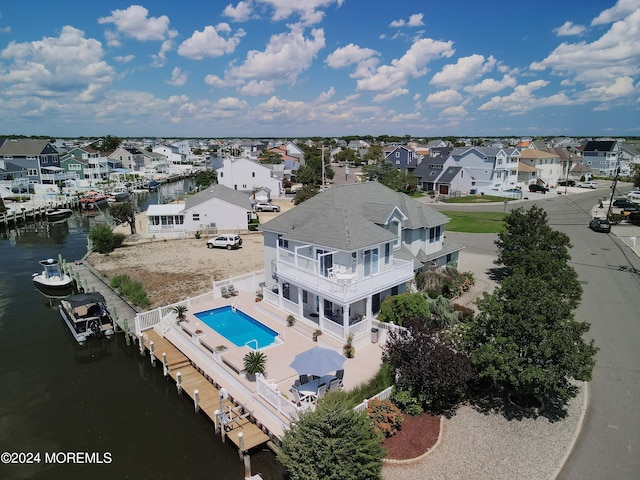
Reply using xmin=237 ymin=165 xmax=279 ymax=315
xmin=194 ymin=306 xmax=279 ymax=349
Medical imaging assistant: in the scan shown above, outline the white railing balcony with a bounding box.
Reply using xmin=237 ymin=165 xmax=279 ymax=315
xmin=276 ymin=250 xmax=414 ymax=303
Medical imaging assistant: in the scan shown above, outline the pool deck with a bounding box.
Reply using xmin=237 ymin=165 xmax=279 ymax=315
xmin=144 ymin=290 xmax=385 ymax=440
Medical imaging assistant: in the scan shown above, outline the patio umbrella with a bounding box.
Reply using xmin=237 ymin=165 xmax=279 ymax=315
xmin=289 ymin=346 xmax=345 ymax=377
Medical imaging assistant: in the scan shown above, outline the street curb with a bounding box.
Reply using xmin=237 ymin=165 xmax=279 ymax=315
xmin=550 ymin=381 xmax=589 ymax=480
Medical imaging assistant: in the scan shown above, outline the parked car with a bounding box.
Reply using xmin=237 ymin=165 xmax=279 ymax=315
xmin=578 ymin=181 xmax=598 ymax=189
xmin=503 ymin=188 xmax=523 ymax=199
xmin=589 ymin=218 xmax=611 ymax=233
xmin=611 ymin=198 xmax=640 ymax=212
xmin=254 ymin=202 xmax=280 ymax=212
xmin=628 ymin=211 xmax=640 ymax=225
xmin=207 ymin=234 xmax=243 ymax=249
xmin=557 ymin=179 xmax=576 ymax=187
xmin=626 ymin=190 xmax=640 ymax=200
xmin=528 ymin=184 xmax=549 ymax=193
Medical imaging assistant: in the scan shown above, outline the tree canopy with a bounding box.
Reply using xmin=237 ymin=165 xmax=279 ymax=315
xmin=463 ymin=205 xmax=597 ymax=401
xmin=362 ymin=159 xmax=417 ymax=193
xmin=109 ymin=202 xmax=137 ymax=234
xmin=279 ymin=392 xmax=384 ymax=480
xmin=377 ymin=292 xmax=429 ymax=327
xmin=258 ymin=150 xmax=283 ymax=164
xmin=195 ymin=169 xmax=217 ymax=189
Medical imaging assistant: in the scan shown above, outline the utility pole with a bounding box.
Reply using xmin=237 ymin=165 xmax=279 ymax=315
xmin=606 ymin=155 xmax=620 ymax=220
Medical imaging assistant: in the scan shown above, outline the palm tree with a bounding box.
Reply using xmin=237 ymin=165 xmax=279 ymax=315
xmin=173 ymin=304 xmax=188 ymax=323
xmin=243 ymin=351 xmax=267 ymax=380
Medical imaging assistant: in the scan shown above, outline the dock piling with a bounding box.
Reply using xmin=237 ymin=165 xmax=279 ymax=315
xmin=162 ymin=353 xmax=168 ymax=376
xmin=149 ymin=341 xmax=155 ymax=366
xmin=176 ymin=372 xmax=182 ymax=394
xmin=194 ymin=389 xmax=200 ymax=412
xmin=238 ymin=432 xmax=244 ymax=459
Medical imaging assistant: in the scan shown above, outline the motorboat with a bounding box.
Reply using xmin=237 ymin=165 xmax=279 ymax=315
xmin=106 ymin=184 xmax=130 ymax=202
xmin=59 ymin=292 xmax=115 ymax=343
xmin=80 ymin=190 xmax=108 ymax=209
xmin=45 ymin=207 xmax=73 ymax=221
xmin=32 ymin=258 xmax=75 ymax=290
xmin=145 ymin=180 xmax=160 ymax=191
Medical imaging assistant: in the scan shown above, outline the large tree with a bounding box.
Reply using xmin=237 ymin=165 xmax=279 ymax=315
xmin=109 ymin=202 xmax=137 ymax=234
xmin=295 ymin=143 xmax=334 ymax=186
xmin=463 ymin=206 xmax=598 ymax=401
xmin=362 ymin=159 xmax=417 ymax=193
xmin=279 ymin=392 xmax=384 ymax=480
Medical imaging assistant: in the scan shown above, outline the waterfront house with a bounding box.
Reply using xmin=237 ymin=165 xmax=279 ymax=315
xmin=109 ymin=146 xmax=146 ymax=172
xmin=0 ymin=138 xmax=70 ymax=186
xmin=146 ymin=184 xmax=253 ymax=238
xmin=448 ymin=146 xmax=520 ymax=193
xmin=216 ymin=157 xmax=283 ymax=198
xmin=259 ymin=182 xmax=463 ymax=343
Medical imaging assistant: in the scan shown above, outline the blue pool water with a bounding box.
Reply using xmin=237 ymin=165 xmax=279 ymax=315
xmin=194 ymin=306 xmax=279 ymax=349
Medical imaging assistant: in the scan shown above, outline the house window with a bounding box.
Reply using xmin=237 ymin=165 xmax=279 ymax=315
xmin=278 ymin=235 xmax=288 ymax=249
xmin=395 ymin=152 xmax=400 ymax=158
xmin=446 ymin=253 xmax=452 ymax=263
xmin=496 ymin=171 xmax=502 ymax=178
xmin=252 ymin=172 xmax=255 ymax=177
xmin=220 ymin=172 xmax=224 ymax=177
xmin=384 ymin=243 xmax=390 ymax=265
xmin=429 ymin=225 xmax=442 ymax=243
xmin=192 ymin=213 xmax=200 ymax=221
xmin=28 ymin=169 xmax=38 ymax=176
xmin=396 ymin=160 xmax=400 ymax=165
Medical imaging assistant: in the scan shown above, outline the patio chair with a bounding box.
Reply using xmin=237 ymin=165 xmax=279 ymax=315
xmin=228 ymin=284 xmax=239 ymax=296
xmin=328 ymin=377 xmax=341 ymax=393
xmin=336 ymin=369 xmax=344 ymax=388
xmin=291 ymin=387 xmax=313 ymax=406
xmin=316 ymin=383 xmax=328 ymax=400
xmin=221 ymin=286 xmax=231 ymax=298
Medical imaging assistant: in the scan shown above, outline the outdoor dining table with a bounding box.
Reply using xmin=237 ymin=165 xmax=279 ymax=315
xmin=296 ymin=374 xmax=337 ymax=399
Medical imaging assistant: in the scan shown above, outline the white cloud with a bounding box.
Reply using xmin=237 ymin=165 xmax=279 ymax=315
xmin=373 ymin=88 xmax=408 ymax=102
xmin=225 ymin=27 xmax=325 ymax=93
xmin=98 ymin=5 xmax=177 ymax=42
xmin=426 ymin=89 xmax=462 ymax=106
xmin=238 ymin=79 xmax=276 ymax=96
xmin=315 ymin=86 xmax=335 ymax=103
xmin=592 ymin=0 xmax=638 ymax=25
xmin=114 ymin=54 xmax=135 ymax=63
xmin=430 ymin=54 xmax=496 ymax=87
xmin=152 ymin=39 xmax=173 ymax=67
xmin=223 ymin=2 xmax=253 ymax=22
xmin=554 ymin=21 xmax=586 ymax=36
xmin=257 ymin=0 xmax=343 ymax=25
xmin=178 ymin=24 xmax=246 ymax=59
xmin=389 ymin=13 xmax=424 ymax=28
xmin=478 ymin=79 xmax=571 ymax=112
xmin=325 ymin=43 xmax=378 ymax=68
xmin=531 ymin=8 xmax=640 ymax=92
xmin=167 ymin=67 xmax=188 ymax=86
xmin=440 ymin=105 xmax=467 ymax=117
xmin=356 ymin=38 xmax=455 ymax=94
xmin=576 ymin=76 xmax=636 ymax=103
xmin=463 ymin=74 xmax=517 ymax=96
xmin=204 ymin=74 xmax=228 ymax=88
xmin=0 ymin=26 xmax=114 ymax=100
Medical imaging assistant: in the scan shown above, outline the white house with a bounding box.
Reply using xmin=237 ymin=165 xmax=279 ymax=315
xmin=517 ymin=149 xmax=562 ymax=186
xmin=448 ymin=147 xmax=520 ymax=192
xmin=259 ymin=182 xmax=463 ymax=343
xmin=146 ymin=184 xmax=253 ymax=238
xmin=216 ymin=157 xmax=283 ymax=198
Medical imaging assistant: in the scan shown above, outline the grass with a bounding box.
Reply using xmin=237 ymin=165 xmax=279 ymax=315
xmin=441 ymin=210 xmax=507 ymax=233
xmin=443 ymin=194 xmax=514 ymax=204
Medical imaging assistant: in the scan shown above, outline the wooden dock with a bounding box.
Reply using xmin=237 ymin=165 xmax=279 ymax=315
xmin=142 ymin=330 xmax=271 ymax=455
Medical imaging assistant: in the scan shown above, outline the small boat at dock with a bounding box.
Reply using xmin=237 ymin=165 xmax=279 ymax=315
xmin=106 ymin=184 xmax=131 ymax=202
xmin=80 ymin=191 xmax=108 ymax=209
xmin=45 ymin=207 xmax=73 ymax=221
xmin=59 ymin=292 xmax=115 ymax=343
xmin=32 ymin=258 xmax=75 ymax=290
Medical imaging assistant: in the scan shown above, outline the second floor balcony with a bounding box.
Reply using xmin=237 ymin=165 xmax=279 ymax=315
xmin=275 ymin=245 xmax=414 ymax=304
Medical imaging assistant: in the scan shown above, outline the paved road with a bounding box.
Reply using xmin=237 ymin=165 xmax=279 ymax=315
xmin=429 ymin=187 xmax=640 ymax=479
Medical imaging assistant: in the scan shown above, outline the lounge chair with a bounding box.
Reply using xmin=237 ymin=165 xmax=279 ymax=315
xmin=221 ymin=286 xmax=231 ymax=298
xmin=228 ymin=284 xmax=239 ymax=296
xmin=336 ymin=369 xmax=344 ymax=388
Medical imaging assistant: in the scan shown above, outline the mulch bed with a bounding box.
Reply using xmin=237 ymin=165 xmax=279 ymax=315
xmin=383 ymin=412 xmax=441 ymax=461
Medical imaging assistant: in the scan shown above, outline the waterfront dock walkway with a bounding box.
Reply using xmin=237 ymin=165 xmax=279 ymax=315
xmin=142 ymin=329 xmax=271 ymax=454
xmin=65 ymin=259 xmax=139 ymax=341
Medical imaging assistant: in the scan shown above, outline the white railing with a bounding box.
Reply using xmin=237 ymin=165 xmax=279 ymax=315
xmin=256 ymin=374 xmax=302 ymax=421
xmin=372 ymin=319 xmax=407 ymax=337
xmin=348 ymin=319 xmax=369 ymax=338
xmin=353 ymin=386 xmax=394 ymax=413
xmin=320 ymin=317 xmax=345 ymax=340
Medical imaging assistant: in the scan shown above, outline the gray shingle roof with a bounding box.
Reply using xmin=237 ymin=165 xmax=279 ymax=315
xmin=184 ymin=184 xmax=251 ymax=210
xmin=261 ymin=182 xmax=449 ymax=250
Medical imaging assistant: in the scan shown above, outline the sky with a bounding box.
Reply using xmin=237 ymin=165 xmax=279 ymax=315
xmin=0 ymin=0 xmax=638 ymax=139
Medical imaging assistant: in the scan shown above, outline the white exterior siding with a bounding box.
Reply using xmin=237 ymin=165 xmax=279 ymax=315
xmin=183 ymin=197 xmax=249 ymax=232
xmin=216 ymin=157 xmax=283 ymax=198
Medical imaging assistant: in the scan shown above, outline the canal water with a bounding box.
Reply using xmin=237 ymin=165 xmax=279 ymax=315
xmin=0 ymin=181 xmax=286 ymax=480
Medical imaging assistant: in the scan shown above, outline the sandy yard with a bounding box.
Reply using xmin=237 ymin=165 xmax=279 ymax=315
xmin=84 ymin=198 xmax=297 ymax=308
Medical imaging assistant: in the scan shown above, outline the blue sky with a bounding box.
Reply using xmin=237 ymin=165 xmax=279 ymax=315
xmin=0 ymin=0 xmax=638 ymax=138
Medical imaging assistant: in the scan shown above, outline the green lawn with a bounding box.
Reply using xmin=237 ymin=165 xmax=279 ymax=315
xmin=441 ymin=210 xmax=507 ymax=233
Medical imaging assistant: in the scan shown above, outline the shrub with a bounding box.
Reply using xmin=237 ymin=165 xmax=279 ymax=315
xmin=416 ymin=267 xmax=475 ymax=299
xmin=109 ymin=274 xmax=150 ymax=307
xmin=391 ymin=388 xmax=423 ymax=416
xmin=112 ymin=232 xmax=127 ymax=248
xmin=89 ymin=224 xmax=114 ymax=253
xmin=377 ymin=292 xmax=430 ymax=327
xmin=453 ymin=303 xmax=475 ymax=322
xmin=367 ymin=398 xmax=403 ymax=437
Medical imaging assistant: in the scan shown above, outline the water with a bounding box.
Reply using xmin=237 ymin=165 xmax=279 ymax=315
xmin=0 ymin=181 xmax=286 ymax=480
xmin=195 ymin=307 xmax=279 ymax=349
